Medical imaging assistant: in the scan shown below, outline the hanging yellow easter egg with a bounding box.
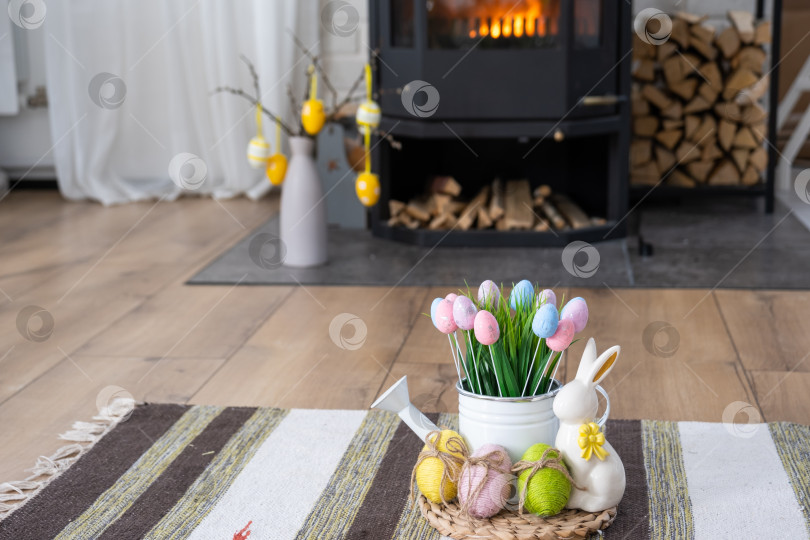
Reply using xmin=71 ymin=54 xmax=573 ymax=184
xmin=247 ymin=136 xmax=270 ymax=169
xmin=301 ymin=100 xmax=326 ymax=135
xmin=266 ymin=154 xmax=288 ymax=186
xmin=415 ymin=430 xmax=466 ymax=504
xmin=356 ymin=100 xmax=381 ymax=134
xmin=355 ymin=171 xmax=380 ymax=207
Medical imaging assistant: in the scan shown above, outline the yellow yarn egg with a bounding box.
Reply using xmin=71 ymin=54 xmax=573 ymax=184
xmin=265 ymin=154 xmax=288 ymax=186
xmin=415 ymin=429 xmax=465 ymax=504
xmin=355 ymin=100 xmax=381 ymax=134
xmin=247 ymin=136 xmax=270 ymax=169
xmin=301 ymin=99 xmax=326 ymax=135
xmin=355 ymin=172 xmax=380 ymax=207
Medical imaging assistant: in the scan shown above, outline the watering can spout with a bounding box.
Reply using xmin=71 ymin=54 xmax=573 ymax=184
xmin=370 ymin=376 xmax=438 ymax=442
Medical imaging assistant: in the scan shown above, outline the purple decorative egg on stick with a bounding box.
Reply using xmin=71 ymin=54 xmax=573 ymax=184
xmin=477 ymin=280 xmax=500 ymax=309
xmin=546 ymin=318 xmax=575 ymax=352
xmin=433 ymin=299 xmax=458 ymax=334
xmin=458 ymin=443 xmax=512 ymax=519
xmin=538 ymin=289 xmax=557 ymax=308
xmin=560 ymin=297 xmax=588 ymax=333
xmin=453 ymin=295 xmax=478 ymax=331
xmin=474 ymin=310 xmax=500 ymax=345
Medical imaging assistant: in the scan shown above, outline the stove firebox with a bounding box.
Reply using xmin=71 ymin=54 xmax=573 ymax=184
xmin=370 ymin=0 xmax=632 ymax=246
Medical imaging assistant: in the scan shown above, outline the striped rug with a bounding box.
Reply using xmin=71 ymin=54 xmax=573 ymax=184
xmin=1 ymin=405 xmax=808 ymax=539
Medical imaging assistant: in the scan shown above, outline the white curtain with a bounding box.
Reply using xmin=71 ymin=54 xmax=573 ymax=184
xmin=44 ymin=0 xmax=318 ymax=204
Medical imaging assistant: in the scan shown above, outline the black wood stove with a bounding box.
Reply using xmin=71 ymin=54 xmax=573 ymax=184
xmin=369 ymin=0 xmax=632 ymax=246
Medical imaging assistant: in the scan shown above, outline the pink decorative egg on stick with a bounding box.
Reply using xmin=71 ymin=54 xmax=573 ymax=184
xmin=434 ymin=299 xmax=458 ymax=334
xmin=433 ymin=298 xmax=462 ymax=386
xmin=546 ymin=318 xmax=575 ymax=352
xmin=473 ymin=310 xmax=499 ymax=345
xmin=458 ymin=443 xmax=512 ymax=519
xmin=474 ymin=310 xmax=502 ymax=396
xmin=454 ymin=295 xmax=481 ymax=393
xmin=445 ymin=292 xmax=458 ymax=304
xmin=453 ymin=296 xmax=477 ymax=331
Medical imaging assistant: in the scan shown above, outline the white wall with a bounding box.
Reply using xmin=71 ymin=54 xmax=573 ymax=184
xmin=0 ymin=24 xmax=54 ymax=177
xmin=318 ymin=0 xmax=370 ymax=96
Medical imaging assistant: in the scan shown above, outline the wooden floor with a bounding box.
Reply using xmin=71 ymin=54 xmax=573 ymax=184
xmin=1 ymin=190 xmax=809 ymax=481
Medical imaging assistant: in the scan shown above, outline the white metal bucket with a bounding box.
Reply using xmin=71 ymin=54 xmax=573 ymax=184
xmin=457 ymin=380 xmax=562 ymax=463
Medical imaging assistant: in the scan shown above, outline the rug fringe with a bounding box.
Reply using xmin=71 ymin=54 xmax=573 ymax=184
xmin=0 ymin=397 xmax=136 ymax=520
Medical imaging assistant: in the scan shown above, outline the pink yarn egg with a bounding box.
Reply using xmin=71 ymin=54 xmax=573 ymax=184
xmin=445 ymin=293 xmax=458 ymax=303
xmin=453 ymin=296 xmax=478 ymax=331
xmin=546 ymin=318 xmax=575 ymax=352
xmin=434 ymin=299 xmax=458 ymax=334
xmin=477 ymin=280 xmax=500 ymax=309
xmin=458 ymin=444 xmax=512 ymax=519
xmin=560 ymin=297 xmax=588 ymax=333
xmin=474 ymin=310 xmax=499 ymax=345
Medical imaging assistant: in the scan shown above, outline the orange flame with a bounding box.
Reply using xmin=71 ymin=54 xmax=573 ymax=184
xmin=466 ymin=0 xmax=547 ymax=40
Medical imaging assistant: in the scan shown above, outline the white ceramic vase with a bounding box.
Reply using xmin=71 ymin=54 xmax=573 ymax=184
xmin=457 ymin=380 xmax=563 ymax=464
xmin=280 ymin=136 xmax=328 ymax=268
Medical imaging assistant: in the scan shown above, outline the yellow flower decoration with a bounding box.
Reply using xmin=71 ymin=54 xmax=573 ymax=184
xmin=578 ymin=422 xmax=609 ymax=461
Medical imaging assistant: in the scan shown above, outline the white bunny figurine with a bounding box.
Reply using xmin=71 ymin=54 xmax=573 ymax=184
xmin=552 ymin=338 xmax=626 ymax=512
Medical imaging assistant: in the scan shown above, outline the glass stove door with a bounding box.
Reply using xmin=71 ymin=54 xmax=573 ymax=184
xmin=425 ymin=0 xmax=562 ymax=49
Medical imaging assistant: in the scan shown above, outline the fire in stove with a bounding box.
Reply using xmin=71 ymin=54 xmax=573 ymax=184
xmin=428 ymin=0 xmax=561 ymax=48
xmin=428 ymin=0 xmax=601 ymax=49
xmin=464 ymin=0 xmax=556 ymax=40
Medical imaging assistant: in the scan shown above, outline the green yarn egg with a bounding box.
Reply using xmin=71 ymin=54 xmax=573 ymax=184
xmin=517 ymin=443 xmax=571 ymax=517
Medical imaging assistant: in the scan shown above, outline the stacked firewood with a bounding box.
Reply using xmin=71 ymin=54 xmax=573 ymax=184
xmin=387 ymin=177 xmax=605 ymax=231
xmin=631 ymin=11 xmax=770 ymax=187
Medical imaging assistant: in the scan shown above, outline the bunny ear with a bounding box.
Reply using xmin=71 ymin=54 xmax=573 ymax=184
xmin=575 ymin=338 xmax=598 ymax=381
xmin=584 ymin=345 xmax=620 ymax=386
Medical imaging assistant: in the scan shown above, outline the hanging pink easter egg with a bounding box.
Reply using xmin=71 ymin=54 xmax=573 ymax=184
xmin=477 ymin=280 xmax=500 ymax=309
xmin=453 ymin=295 xmax=478 ymax=331
xmin=434 ymin=299 xmax=458 ymax=334
xmin=474 ymin=310 xmax=500 ymax=345
xmin=458 ymin=443 xmax=512 ymax=519
xmin=546 ymin=318 xmax=575 ymax=352
xmin=560 ymin=297 xmax=588 ymax=333
xmin=538 ymin=289 xmax=557 ymax=308
xmin=445 ymin=293 xmax=458 ymax=304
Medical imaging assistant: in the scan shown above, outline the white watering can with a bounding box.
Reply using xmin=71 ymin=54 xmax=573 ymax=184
xmin=371 ymin=376 xmax=438 ymax=441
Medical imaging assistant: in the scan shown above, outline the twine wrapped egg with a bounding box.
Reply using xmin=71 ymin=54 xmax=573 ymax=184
xmin=247 ymin=136 xmax=270 ymax=169
xmin=517 ymin=444 xmax=572 ymax=517
xmin=458 ymin=444 xmax=512 ymax=519
xmin=415 ymin=430 xmax=467 ymax=504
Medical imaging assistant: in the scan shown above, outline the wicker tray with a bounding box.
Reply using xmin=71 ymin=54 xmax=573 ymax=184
xmin=417 ymin=495 xmax=617 ymax=539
